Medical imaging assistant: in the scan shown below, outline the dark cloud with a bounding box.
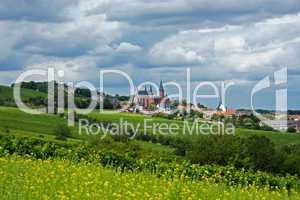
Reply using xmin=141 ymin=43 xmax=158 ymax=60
xmin=0 ymin=0 xmax=79 ymax=22
xmin=88 ymin=0 xmax=300 ymax=26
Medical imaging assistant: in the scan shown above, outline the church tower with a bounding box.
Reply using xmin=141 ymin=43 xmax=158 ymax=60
xmin=217 ymin=95 xmax=226 ymax=112
xmin=159 ymin=80 xmax=164 ymax=98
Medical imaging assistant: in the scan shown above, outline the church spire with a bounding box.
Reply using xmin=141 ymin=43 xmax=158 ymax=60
xmin=159 ymin=80 xmax=164 ymax=91
xmin=159 ymin=80 xmax=164 ymax=97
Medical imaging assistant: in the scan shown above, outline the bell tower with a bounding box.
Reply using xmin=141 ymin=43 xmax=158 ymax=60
xmin=159 ymin=80 xmax=164 ymax=98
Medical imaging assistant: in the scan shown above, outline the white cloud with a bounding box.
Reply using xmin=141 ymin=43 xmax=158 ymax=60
xmin=116 ymin=42 xmax=142 ymax=53
xmin=150 ymin=46 xmax=204 ymax=65
xmin=149 ymin=13 xmax=300 ymax=76
xmin=149 ymin=31 xmax=214 ymax=65
xmin=214 ymin=36 xmax=246 ymax=53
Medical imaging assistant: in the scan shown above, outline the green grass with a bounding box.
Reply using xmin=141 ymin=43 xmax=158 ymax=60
xmin=0 ymin=106 xmax=69 ymax=136
xmin=236 ymin=128 xmax=300 ymax=145
xmin=0 ymin=156 xmax=299 ymax=200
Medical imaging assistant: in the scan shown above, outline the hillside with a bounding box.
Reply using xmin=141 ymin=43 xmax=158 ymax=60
xmin=0 ymin=85 xmax=46 ymax=106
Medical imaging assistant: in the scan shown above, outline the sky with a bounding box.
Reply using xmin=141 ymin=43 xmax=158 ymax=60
xmin=0 ymin=0 xmax=299 ymax=109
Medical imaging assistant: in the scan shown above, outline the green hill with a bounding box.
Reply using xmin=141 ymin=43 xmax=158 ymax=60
xmin=0 ymin=85 xmax=46 ymax=107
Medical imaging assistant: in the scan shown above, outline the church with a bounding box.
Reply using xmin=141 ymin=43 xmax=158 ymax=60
xmin=133 ymin=80 xmax=170 ymax=111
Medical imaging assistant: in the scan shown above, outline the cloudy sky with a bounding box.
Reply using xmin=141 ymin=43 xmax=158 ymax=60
xmin=0 ymin=0 xmax=299 ymax=109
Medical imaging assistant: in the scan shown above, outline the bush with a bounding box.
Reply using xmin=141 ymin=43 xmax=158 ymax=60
xmin=186 ymin=135 xmax=241 ymax=165
xmin=238 ymin=136 xmax=276 ymax=171
xmin=183 ymin=135 xmax=300 ymax=175
xmin=54 ymin=124 xmax=71 ymax=140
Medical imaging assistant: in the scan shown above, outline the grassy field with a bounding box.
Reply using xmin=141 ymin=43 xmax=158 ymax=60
xmin=236 ymin=128 xmax=300 ymax=145
xmin=0 ymin=156 xmax=299 ymax=200
xmin=0 ymin=106 xmax=67 ymax=135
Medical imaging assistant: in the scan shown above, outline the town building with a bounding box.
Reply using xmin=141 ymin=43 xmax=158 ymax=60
xmin=215 ymin=99 xmax=236 ymax=117
xmin=288 ymin=120 xmax=300 ymax=133
xmin=288 ymin=115 xmax=300 ymax=121
xmin=217 ymin=100 xmax=227 ymax=112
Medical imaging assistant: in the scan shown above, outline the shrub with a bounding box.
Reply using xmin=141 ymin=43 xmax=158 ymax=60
xmin=54 ymin=124 xmax=71 ymax=140
xmin=239 ymin=136 xmax=276 ymax=171
xmin=186 ymin=135 xmax=241 ymax=165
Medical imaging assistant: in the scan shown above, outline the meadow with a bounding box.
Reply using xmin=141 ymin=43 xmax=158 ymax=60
xmin=1 ymin=156 xmax=299 ymax=200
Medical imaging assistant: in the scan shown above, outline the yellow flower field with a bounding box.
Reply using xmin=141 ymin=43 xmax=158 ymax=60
xmin=0 ymin=156 xmax=299 ymax=200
